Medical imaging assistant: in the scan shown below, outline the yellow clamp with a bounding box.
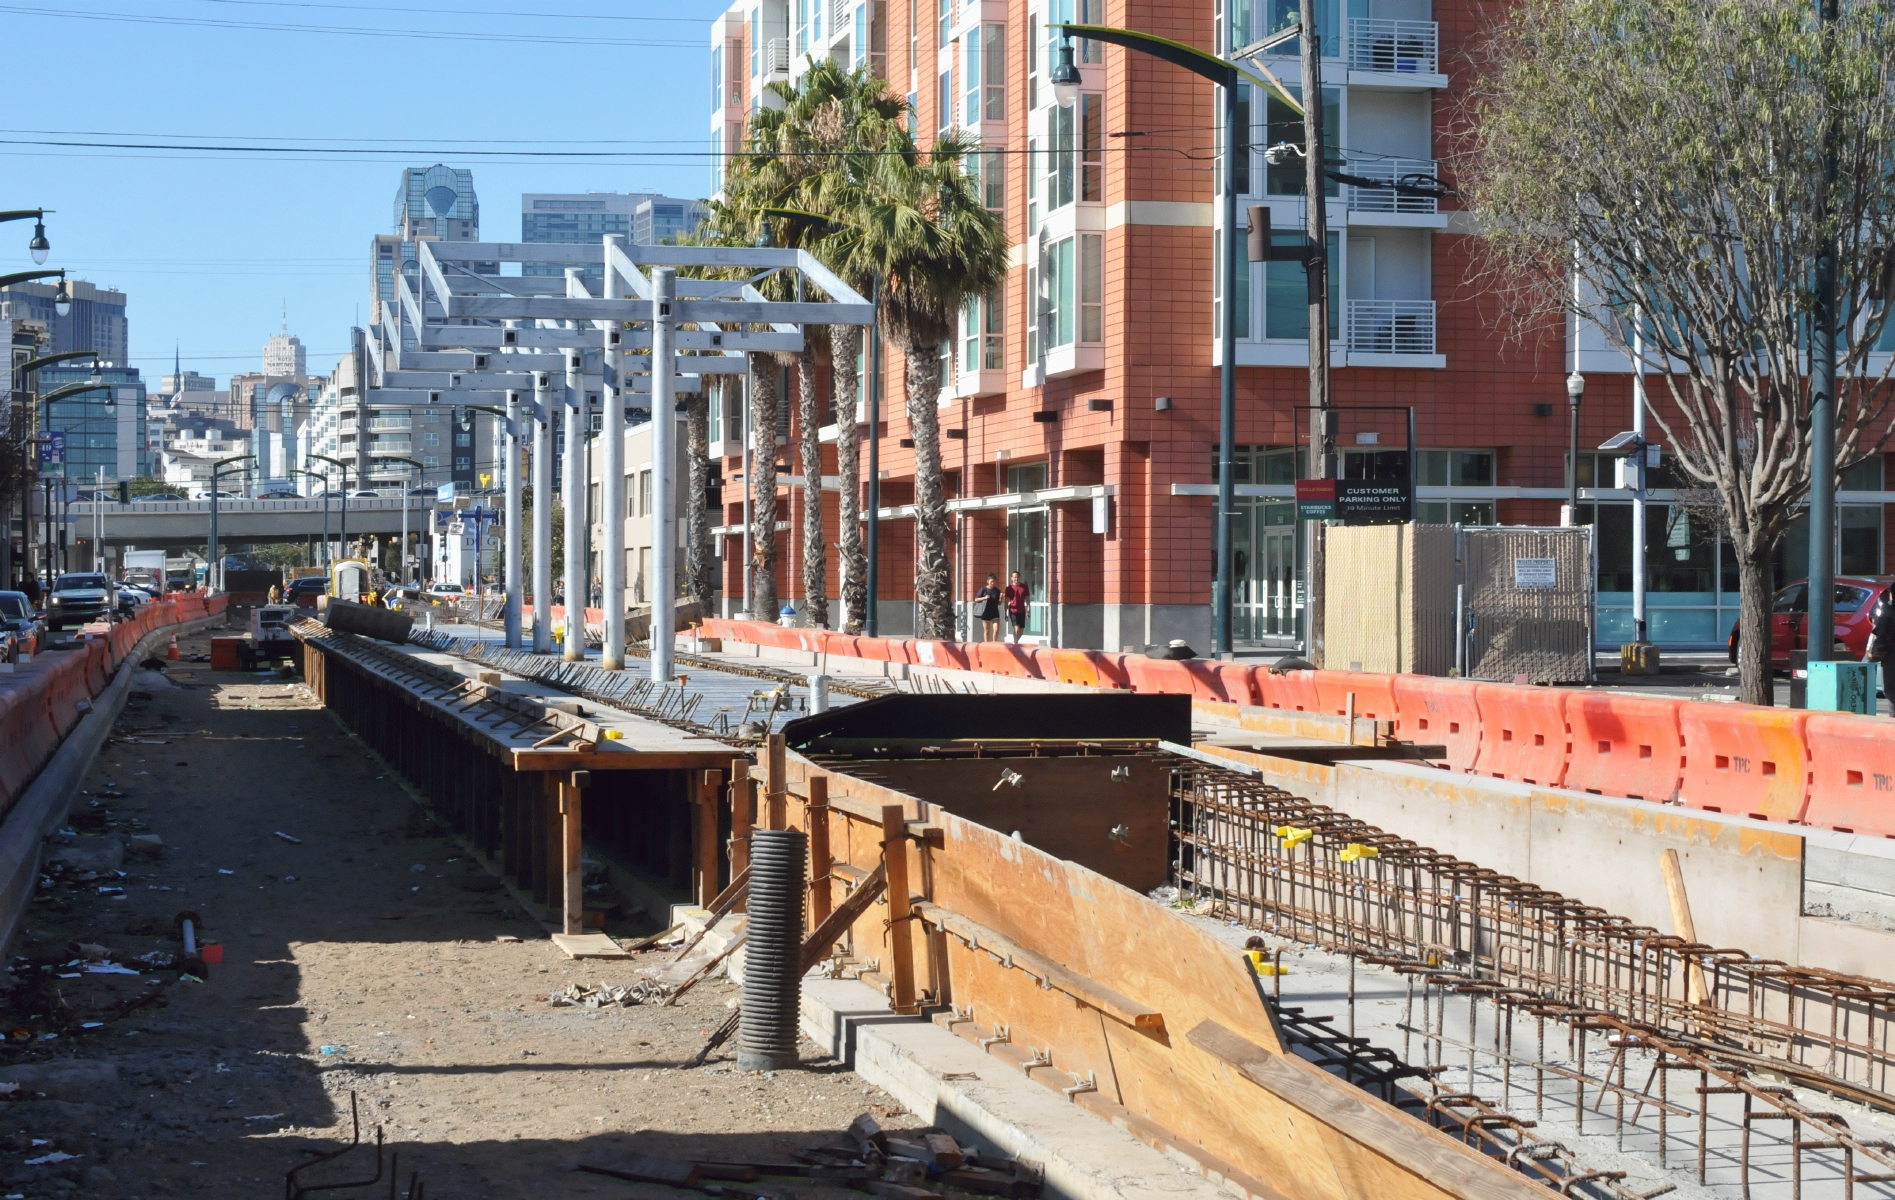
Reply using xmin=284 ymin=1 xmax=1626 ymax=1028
xmin=1244 ymin=951 xmax=1287 ymax=977
xmin=602 ymin=729 xmax=624 ymax=741
xmin=1273 ymin=824 xmax=1314 ymax=849
xmin=1338 ymin=843 xmax=1379 ymax=863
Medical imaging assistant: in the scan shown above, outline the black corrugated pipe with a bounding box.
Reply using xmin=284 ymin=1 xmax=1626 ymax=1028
xmin=738 ymin=828 xmax=807 ymax=1071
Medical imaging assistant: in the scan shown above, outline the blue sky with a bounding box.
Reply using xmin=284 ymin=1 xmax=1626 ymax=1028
xmin=2 ymin=0 xmax=729 ymax=383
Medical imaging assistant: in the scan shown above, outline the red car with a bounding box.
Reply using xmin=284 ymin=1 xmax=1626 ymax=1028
xmin=1728 ymin=576 xmax=1894 ymax=667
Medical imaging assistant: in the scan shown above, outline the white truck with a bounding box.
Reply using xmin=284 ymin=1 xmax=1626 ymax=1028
xmin=122 ymin=549 xmax=167 ymax=593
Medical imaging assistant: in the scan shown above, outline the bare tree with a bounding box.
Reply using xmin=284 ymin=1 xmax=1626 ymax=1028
xmin=1459 ymin=0 xmax=1895 ymax=703
xmin=797 ymin=326 xmax=831 ymax=628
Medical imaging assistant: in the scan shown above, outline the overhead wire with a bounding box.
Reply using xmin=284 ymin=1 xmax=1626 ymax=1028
xmin=0 ymin=3 xmax=698 ymax=46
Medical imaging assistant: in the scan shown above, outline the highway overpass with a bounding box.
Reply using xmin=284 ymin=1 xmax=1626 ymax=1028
xmin=64 ymin=497 xmax=443 ymax=550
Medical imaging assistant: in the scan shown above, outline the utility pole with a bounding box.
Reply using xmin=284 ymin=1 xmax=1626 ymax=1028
xmin=1301 ymin=0 xmax=1333 ymax=666
xmin=650 ymin=267 xmax=678 ymax=683
xmin=601 ymin=235 xmax=628 ymax=672
xmin=1806 ymin=0 xmax=1839 ymax=674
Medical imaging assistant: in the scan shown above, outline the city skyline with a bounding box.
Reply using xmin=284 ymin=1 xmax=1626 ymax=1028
xmin=0 ymin=1 xmax=728 ymax=383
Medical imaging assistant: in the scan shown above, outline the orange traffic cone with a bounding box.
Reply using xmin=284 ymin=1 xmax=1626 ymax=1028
xmin=167 ymin=633 xmax=179 ymax=661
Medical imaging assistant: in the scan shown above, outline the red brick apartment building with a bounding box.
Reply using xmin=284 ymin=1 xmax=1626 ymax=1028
xmin=706 ymin=0 xmax=1895 ymax=653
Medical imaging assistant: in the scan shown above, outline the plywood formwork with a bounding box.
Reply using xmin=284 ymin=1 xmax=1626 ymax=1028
xmin=768 ymin=751 xmax=1546 ymax=1200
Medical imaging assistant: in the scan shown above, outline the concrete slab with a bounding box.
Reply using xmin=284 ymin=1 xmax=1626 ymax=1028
xmin=800 ymin=978 xmax=1249 ymax=1200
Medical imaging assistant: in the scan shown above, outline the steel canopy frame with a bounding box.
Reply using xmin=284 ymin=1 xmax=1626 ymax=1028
xmin=367 ymin=237 xmax=874 ymax=679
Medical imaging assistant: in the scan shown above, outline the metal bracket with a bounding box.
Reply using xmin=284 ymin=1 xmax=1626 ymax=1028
xmin=1020 ymin=1047 xmax=1053 ymax=1074
xmin=1061 ymin=1071 xmax=1098 ymax=1099
xmin=978 ymin=1024 xmax=1011 ymax=1052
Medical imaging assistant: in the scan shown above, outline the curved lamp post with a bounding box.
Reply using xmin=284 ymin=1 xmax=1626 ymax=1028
xmin=0 ymin=210 xmax=52 ymax=265
xmin=383 ymin=455 xmax=427 ymax=586
xmin=290 ymin=469 xmax=333 ymax=569
xmin=0 ymin=269 xmax=72 ymax=316
xmin=1050 ymin=23 xmax=1302 ymax=658
xmin=309 ymin=454 xmax=353 ymax=562
xmin=208 ymin=454 xmax=255 ymax=593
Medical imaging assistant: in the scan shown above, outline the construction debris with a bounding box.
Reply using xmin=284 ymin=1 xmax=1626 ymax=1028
xmin=547 ymin=980 xmax=670 ymax=1008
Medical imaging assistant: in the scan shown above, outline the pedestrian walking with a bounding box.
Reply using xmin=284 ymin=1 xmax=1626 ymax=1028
xmin=973 ymin=574 xmax=1002 ymax=642
xmin=1870 ymin=592 xmax=1895 ymax=715
xmin=1004 ymin=571 xmax=1030 ymax=644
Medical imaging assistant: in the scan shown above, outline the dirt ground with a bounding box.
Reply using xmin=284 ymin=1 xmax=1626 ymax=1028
xmin=0 ymin=622 xmax=913 ymax=1199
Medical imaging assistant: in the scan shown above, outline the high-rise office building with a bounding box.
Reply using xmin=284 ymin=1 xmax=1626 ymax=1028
xmin=0 ymin=280 xmax=128 ymax=366
xmin=520 ymin=192 xmax=708 ymax=278
xmin=372 ymin=165 xmax=490 ymax=325
xmin=262 ymin=310 xmax=307 ymax=377
xmin=37 ymin=363 xmax=147 ymax=481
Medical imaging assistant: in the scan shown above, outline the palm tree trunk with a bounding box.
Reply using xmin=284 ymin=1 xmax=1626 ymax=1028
xmin=832 ymin=327 xmax=867 ymax=634
xmin=798 ymin=327 xmax=831 ymax=629
xmin=748 ymin=354 xmax=780 ymax=621
xmin=683 ymin=388 xmax=715 ymax=612
xmin=903 ymin=334 xmax=952 ymax=639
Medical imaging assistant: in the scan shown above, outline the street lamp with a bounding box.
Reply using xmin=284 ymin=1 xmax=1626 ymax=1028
xmin=207 ymin=454 xmax=255 ymax=593
xmin=1565 ymin=371 xmax=1585 ymax=521
xmin=310 ymin=454 xmax=352 ymax=563
xmin=290 ymin=469 xmax=333 ymax=569
xmin=1051 ymin=21 xmax=1294 ymax=658
xmin=384 ymin=456 xmax=427 ymax=586
xmin=1050 ymin=39 xmax=1084 ymax=107
xmin=0 ymin=211 xmax=52 ymax=265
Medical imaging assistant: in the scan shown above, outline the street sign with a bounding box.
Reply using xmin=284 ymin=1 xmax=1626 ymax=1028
xmin=1296 ymin=479 xmax=1336 ymax=522
xmin=36 ymin=432 xmax=66 ymax=478
xmin=1514 ymin=557 xmax=1558 ymax=589
xmin=1335 ymin=480 xmax=1414 ymax=526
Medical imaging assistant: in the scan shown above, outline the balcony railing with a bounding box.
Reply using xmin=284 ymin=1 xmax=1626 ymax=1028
xmin=762 ymin=37 xmax=790 ymax=75
xmin=1348 ymin=19 xmax=1438 ymax=75
xmin=1344 ymin=158 xmax=1441 ymax=215
xmin=368 ymin=439 xmax=414 ymax=455
xmin=1346 ymin=300 xmax=1436 ymax=356
xmin=366 ymin=417 xmax=412 ymax=432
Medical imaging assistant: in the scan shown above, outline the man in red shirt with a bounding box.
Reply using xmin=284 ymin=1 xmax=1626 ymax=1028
xmin=1004 ymin=571 xmax=1030 ymax=644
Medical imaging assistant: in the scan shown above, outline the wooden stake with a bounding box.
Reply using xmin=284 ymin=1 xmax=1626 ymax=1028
xmin=808 ymin=774 xmax=832 ymax=928
xmin=881 ymin=804 xmax=917 ymax=1014
xmin=696 ymin=769 xmax=723 ymax=908
xmin=729 ymin=759 xmax=751 ymax=912
xmin=765 ymin=733 xmax=787 ymax=830
xmin=561 ymin=770 xmax=589 ymax=936
xmin=1660 ymin=848 xmax=1709 ymax=1005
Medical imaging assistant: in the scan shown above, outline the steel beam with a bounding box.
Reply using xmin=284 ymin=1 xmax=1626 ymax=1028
xmin=601 ymin=235 xmax=628 ymax=672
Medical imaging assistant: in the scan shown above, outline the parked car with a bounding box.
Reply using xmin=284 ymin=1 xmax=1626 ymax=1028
xmin=192 ymin=490 xmax=239 ymax=500
xmin=0 ymin=591 xmax=43 ymax=656
xmin=314 ymin=490 xmax=346 ymax=499
xmin=46 ymin=573 xmax=115 ymax=631
xmin=256 ymin=489 xmax=299 ymax=500
xmin=284 ymin=577 xmax=328 ymax=607
xmin=352 ymin=490 xmax=381 ymax=499
xmin=407 ymin=487 xmax=438 ymax=498
xmin=426 ymin=583 xmax=467 ymax=601
xmin=132 ymin=493 xmax=190 ymax=503
xmin=1727 ymin=575 xmax=1894 ymax=667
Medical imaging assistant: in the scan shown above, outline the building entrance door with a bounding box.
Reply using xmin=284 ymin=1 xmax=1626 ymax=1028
xmin=1006 ymin=505 xmax=1049 ymax=639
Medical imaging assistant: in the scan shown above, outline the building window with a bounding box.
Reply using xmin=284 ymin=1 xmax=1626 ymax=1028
xmin=1043 ymin=237 xmax=1100 ymax=349
xmin=455 ymin=431 xmax=471 ymax=447
xmin=424 ymin=432 xmax=440 ymax=447
xmin=1265 ymin=87 xmax=1341 ymax=197
xmin=970 ymin=148 xmax=1005 ymax=212
xmin=1080 ymin=93 xmax=1104 ymax=201
xmin=1046 ymin=104 xmax=1074 ymax=209
xmin=1417 ymin=450 xmax=1496 ymax=488
xmin=939 ymin=70 xmax=953 ymax=134
xmin=640 ymin=469 xmax=653 ymax=516
xmin=1026 ymin=135 xmax=1039 ymax=229
xmin=963 ymin=29 xmax=980 ymax=125
xmin=1026 ymin=13 xmax=1038 ymax=109
xmin=981 ymin=23 xmax=1005 ymax=119
xmin=938 ymin=0 xmax=949 ymax=45
xmin=1265 ymin=231 xmax=1339 ymax=341
xmin=455 ymin=456 xmax=471 ymax=470
xmin=1233 ymin=83 xmax=1252 ymax=195
xmin=711 ymin=43 xmax=723 ymax=109
xmin=963 ymin=284 xmax=1004 ymax=372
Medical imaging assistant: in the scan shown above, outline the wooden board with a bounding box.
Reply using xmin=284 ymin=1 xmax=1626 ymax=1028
xmin=512 ymin=747 xmax=734 ymax=772
xmin=1186 ymin=1020 xmax=1545 ymax=1200
xmin=550 ymin=932 xmax=631 ymax=959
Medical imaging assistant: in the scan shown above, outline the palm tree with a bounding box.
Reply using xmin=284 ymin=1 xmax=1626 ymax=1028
xmin=817 ymin=127 xmax=1008 ymax=639
xmin=707 ymin=60 xmax=908 ymax=631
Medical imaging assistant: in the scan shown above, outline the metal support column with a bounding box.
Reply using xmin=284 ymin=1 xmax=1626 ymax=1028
xmin=531 ymin=369 xmax=554 ymax=654
xmin=651 ymin=266 xmax=678 ymax=682
xmin=601 ymin=234 xmax=628 ymax=671
xmin=503 ymin=389 xmax=524 ymax=648
xmin=562 ymin=320 xmax=586 ymax=661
